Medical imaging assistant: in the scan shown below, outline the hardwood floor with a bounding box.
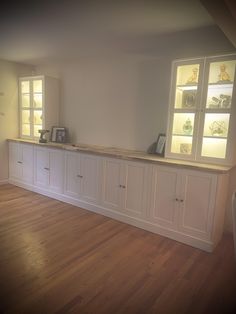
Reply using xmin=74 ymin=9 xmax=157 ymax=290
xmin=0 ymin=184 xmax=236 ymax=314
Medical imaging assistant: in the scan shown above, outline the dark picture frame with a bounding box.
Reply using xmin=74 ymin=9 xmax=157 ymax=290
xmin=155 ymin=133 xmax=166 ymax=156
xmin=51 ymin=126 xmax=67 ymax=143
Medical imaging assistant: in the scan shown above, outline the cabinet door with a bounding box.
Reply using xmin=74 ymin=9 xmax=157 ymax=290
xmin=102 ymin=158 xmax=123 ymax=211
xmin=122 ymin=161 xmax=149 ymax=218
xmin=80 ymin=154 xmax=101 ymax=205
xmin=165 ymin=59 xmax=204 ymax=160
xmin=197 ymin=56 xmax=236 ymax=165
xmin=34 ymin=147 xmax=49 ymax=187
xmin=64 ymin=151 xmax=80 ymax=198
xmin=49 ymin=149 xmax=64 ymax=193
xmin=178 ymin=170 xmax=217 ymax=239
xmin=9 ymin=142 xmax=22 ymax=180
xmin=150 ymin=166 xmax=179 ymax=230
xmin=21 ymin=144 xmax=34 ymax=183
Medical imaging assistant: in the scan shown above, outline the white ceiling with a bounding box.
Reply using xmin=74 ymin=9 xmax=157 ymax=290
xmin=0 ymin=0 xmax=217 ymax=65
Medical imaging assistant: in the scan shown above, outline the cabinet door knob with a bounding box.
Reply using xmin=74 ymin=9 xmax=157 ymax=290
xmin=44 ymin=167 xmax=50 ymax=171
xmin=77 ymin=174 xmax=83 ymax=178
xmin=175 ymin=198 xmax=179 ymax=201
xmin=122 ymin=185 xmax=126 ymax=189
xmin=180 ymin=199 xmax=184 ymax=202
xmin=17 ymin=161 xmax=23 ymax=164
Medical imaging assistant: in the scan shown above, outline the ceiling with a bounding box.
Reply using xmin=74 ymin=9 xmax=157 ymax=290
xmin=0 ymin=0 xmax=229 ymax=65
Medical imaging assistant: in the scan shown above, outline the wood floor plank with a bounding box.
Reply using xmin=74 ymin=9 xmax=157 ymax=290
xmin=0 ymin=184 xmax=236 ymax=314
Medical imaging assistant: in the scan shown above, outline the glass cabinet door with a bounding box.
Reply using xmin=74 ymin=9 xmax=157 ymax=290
xmin=200 ymin=58 xmax=236 ymax=161
xmin=20 ymin=77 xmax=43 ymax=139
xmin=168 ymin=60 xmax=203 ymax=158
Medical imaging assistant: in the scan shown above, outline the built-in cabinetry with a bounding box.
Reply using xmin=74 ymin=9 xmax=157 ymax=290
xmin=150 ymin=166 xmax=223 ymax=242
xmin=34 ymin=147 xmax=64 ymax=193
xmin=8 ymin=141 xmax=34 ymax=184
xmin=64 ymin=151 xmax=102 ymax=205
xmin=8 ymin=140 xmax=229 ymax=252
xmin=166 ymin=54 xmax=236 ymax=165
xmin=102 ymin=157 xmax=149 ymax=219
xmin=19 ymin=75 xmax=59 ymax=140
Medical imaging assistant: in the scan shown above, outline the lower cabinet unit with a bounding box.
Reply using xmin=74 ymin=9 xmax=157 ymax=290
xmin=102 ymin=157 xmax=149 ymax=219
xmin=8 ymin=140 xmax=230 ymax=252
xmin=150 ymin=165 xmax=228 ymax=249
xmin=9 ymin=141 xmax=34 ymax=184
xmin=34 ymin=147 xmax=64 ymax=193
xmin=64 ymin=151 xmax=102 ymax=205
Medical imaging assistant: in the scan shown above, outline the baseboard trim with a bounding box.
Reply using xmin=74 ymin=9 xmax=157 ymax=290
xmin=7 ymin=180 xmax=214 ymax=252
xmin=0 ymin=179 xmax=9 ymax=185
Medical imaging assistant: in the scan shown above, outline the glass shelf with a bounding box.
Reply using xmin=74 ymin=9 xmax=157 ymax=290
xmin=201 ymin=138 xmax=227 ymax=159
xmin=171 ymin=135 xmax=193 ymax=155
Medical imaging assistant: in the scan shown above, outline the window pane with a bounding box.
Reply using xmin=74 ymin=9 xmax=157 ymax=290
xmin=208 ymin=60 xmax=236 ymax=84
xmin=171 ymin=135 xmax=192 ymax=155
xmin=173 ymin=113 xmax=195 ymax=136
xmin=34 ymin=125 xmax=41 ymax=137
xmin=33 ymin=94 xmax=42 ymax=108
xmin=22 ymin=124 xmax=31 ymax=136
xmin=22 ymin=94 xmax=30 ymax=108
xmin=201 ymin=138 xmax=227 ymax=159
xmin=21 ymin=81 xmax=29 ymax=93
xmin=22 ymin=110 xmax=30 ymax=124
xmin=203 ymin=113 xmax=229 ymax=138
xmin=33 ymin=80 xmax=42 ymax=93
xmin=34 ymin=110 xmax=42 ymax=125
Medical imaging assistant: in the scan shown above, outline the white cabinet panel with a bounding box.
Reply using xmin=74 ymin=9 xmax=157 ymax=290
xmin=179 ymin=171 xmax=216 ymax=239
xmin=102 ymin=158 xmax=123 ymax=211
xmin=150 ymin=165 xmax=218 ymax=241
xmin=9 ymin=142 xmax=34 ymax=183
xmin=150 ymin=166 xmax=179 ymax=230
xmin=123 ymin=161 xmax=149 ymax=218
xmin=64 ymin=152 xmax=79 ymax=197
xmin=102 ymin=158 xmax=149 ymax=218
xmin=34 ymin=147 xmax=64 ymax=193
xmin=64 ymin=151 xmax=101 ymax=205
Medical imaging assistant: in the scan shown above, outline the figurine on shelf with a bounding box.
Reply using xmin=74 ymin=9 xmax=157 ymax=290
xmin=38 ymin=129 xmax=50 ymax=143
xmin=209 ymin=121 xmax=226 ymax=136
xmin=218 ymin=64 xmax=231 ymax=83
xmin=186 ymin=67 xmax=198 ymax=84
xmin=183 ymin=118 xmax=193 ymax=135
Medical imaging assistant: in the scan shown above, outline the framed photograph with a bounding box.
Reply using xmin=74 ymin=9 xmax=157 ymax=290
xmin=155 ymin=133 xmax=166 ymax=156
xmin=182 ymin=90 xmax=196 ymax=108
xmin=51 ymin=127 xmax=67 ymax=143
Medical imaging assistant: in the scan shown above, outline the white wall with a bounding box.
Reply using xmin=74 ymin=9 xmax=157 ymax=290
xmin=0 ymin=60 xmax=33 ymax=183
xmin=37 ymin=56 xmax=171 ymax=150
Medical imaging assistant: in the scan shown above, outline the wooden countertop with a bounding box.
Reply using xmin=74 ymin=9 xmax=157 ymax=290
xmin=8 ymin=138 xmax=234 ymax=173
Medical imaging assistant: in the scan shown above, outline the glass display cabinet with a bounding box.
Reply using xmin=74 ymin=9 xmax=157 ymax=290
xmin=19 ymin=76 xmax=59 ymax=140
xmin=165 ymin=54 xmax=236 ymax=165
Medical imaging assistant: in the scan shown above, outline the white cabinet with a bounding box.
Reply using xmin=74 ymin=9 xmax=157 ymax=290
xmin=166 ymin=54 xmax=236 ymax=165
xmin=19 ymin=75 xmax=59 ymax=140
xmin=150 ymin=165 xmax=225 ymax=243
xmin=34 ymin=147 xmax=64 ymax=193
xmin=150 ymin=166 xmax=179 ymax=231
xmin=102 ymin=157 xmax=149 ymax=219
xmin=64 ymin=151 xmax=102 ymax=205
xmin=8 ymin=140 xmax=229 ymax=251
xmin=9 ymin=141 xmax=34 ymax=184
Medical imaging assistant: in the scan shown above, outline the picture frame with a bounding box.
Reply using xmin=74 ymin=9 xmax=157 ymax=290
xmin=155 ymin=133 xmax=166 ymax=156
xmin=51 ymin=126 xmax=67 ymax=143
xmin=182 ymin=90 xmax=196 ymax=108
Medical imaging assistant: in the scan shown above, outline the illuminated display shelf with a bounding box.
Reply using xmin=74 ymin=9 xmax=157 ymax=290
xmin=166 ymin=54 xmax=236 ymax=165
xmin=19 ymin=75 xmax=59 ymax=140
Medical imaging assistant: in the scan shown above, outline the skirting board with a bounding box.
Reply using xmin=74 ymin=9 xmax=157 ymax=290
xmin=8 ymin=179 xmax=214 ymax=252
xmin=0 ymin=179 xmax=9 ymax=185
